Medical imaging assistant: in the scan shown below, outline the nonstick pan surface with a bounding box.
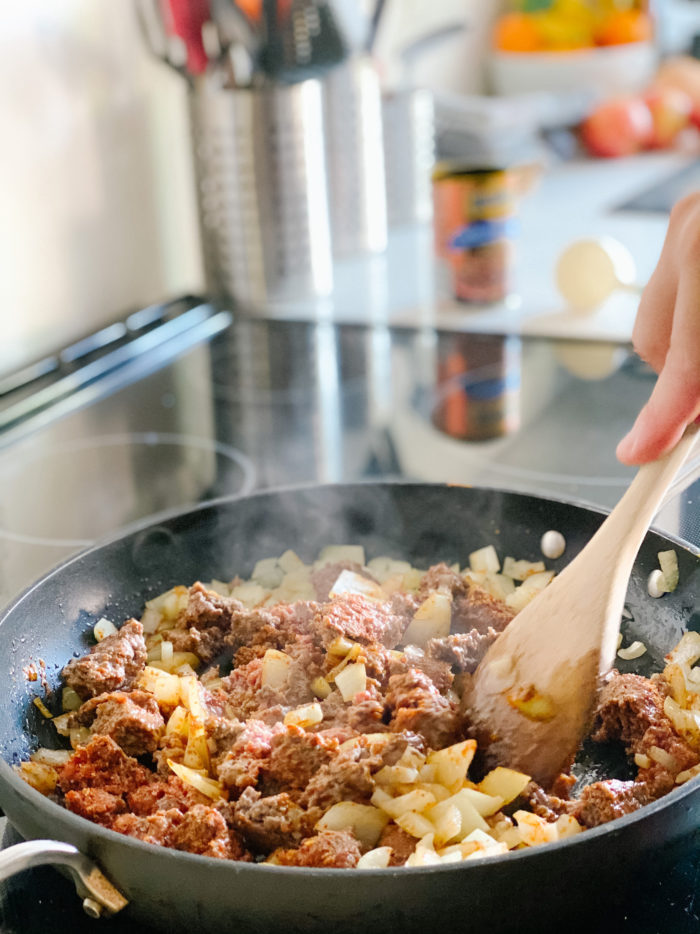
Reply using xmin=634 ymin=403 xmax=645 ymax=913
xmin=0 ymin=483 xmax=698 ymax=934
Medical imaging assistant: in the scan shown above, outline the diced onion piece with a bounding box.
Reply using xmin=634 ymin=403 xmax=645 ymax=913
xmin=161 ymin=641 xmax=174 ymax=663
xmin=183 ymin=716 xmax=210 ymax=771
xmin=334 ymin=663 xmax=367 ymax=702
xmin=168 ymin=759 xmax=222 ymax=800
xmin=405 ymin=835 xmax=440 ymax=867
xmin=178 ymin=674 xmax=207 ymax=719
xmin=395 ymin=810 xmax=435 ymax=839
xmin=617 ymin=641 xmax=647 ymax=661
xmin=93 ymin=617 xmax=117 ymax=642
xmin=428 ymin=801 xmax=463 ymax=846
xmin=371 ymin=787 xmax=436 ymax=819
xmin=666 ymin=631 xmax=700 ymax=668
xmin=432 ymin=789 xmax=490 ymax=840
xmin=33 ymin=697 xmax=53 ymax=719
xmin=540 ymin=530 xmax=566 ymax=560
xmin=357 ymin=846 xmax=392 ymax=869
xmin=52 ymin=713 xmax=72 ymax=737
xmin=366 ymin=556 xmax=412 ymax=584
xmin=401 ymin=569 xmax=425 ymax=593
xmin=658 ymin=549 xmax=679 ymax=593
xmin=675 ymin=763 xmax=700 ymax=785
xmin=413 ymin=782 xmax=451 ymax=803
xmin=663 ymin=696 xmax=700 ymax=748
xmin=162 ymin=586 xmax=189 ymax=620
xmin=261 ymin=649 xmax=292 ymax=689
xmin=31 ymin=747 xmax=72 ymax=766
xmin=469 ymin=545 xmax=500 ymax=575
xmin=149 ymin=652 xmax=201 ymax=675
xmin=207 ymin=579 xmax=231 ymax=596
xmin=252 ymin=557 xmax=284 ymax=589
xmin=647 ymin=569 xmax=667 ymax=599
xmin=311 ymin=676 xmax=332 ymax=699
xmin=61 ymin=687 xmax=82 ymax=712
xmin=634 ymin=753 xmax=651 ymax=770
xmin=229 ymin=581 xmax=268 ymax=608
xmin=648 ymin=745 xmax=679 ymax=771
xmin=401 ymin=592 xmax=452 ymax=647
xmin=426 ymin=740 xmax=477 ymax=792
xmin=278 ymin=550 xmax=305 ymax=573
xmin=137 ymin=666 xmax=181 ymax=708
xmin=166 ymin=706 xmax=190 ymax=737
xmin=17 ymin=760 xmax=59 ymax=794
xmin=513 ymin=810 xmax=559 ymax=847
xmin=457 ymin=787 xmax=504 ymax=818
xmin=505 ymin=571 xmax=555 ymax=613
xmin=466 ymin=572 xmax=515 ymax=602
xmin=478 ymin=766 xmax=530 ymax=805
xmin=374 ymin=765 xmax=420 ymax=786
xmin=555 ymin=814 xmax=583 ymax=838
xmin=329 ymin=570 xmax=385 ymax=602
xmin=284 ymin=702 xmax=323 ymax=729
xmin=317 ymin=545 xmax=365 ymax=567
xmin=502 ymin=557 xmax=546 ymax=581
xmin=140 ymin=607 xmax=162 ymax=634
xmin=69 ymin=727 xmax=91 ymax=749
xmin=315 ymin=801 xmax=388 ymax=849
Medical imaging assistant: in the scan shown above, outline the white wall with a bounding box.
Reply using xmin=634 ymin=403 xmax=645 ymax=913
xmin=0 ymin=1 xmax=203 ymax=376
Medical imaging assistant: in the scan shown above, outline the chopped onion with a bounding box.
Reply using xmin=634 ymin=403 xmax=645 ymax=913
xmin=469 ymin=545 xmax=500 ymax=575
xmin=317 ymin=545 xmax=365 ymax=567
xmin=93 ymin=618 xmax=117 ymax=642
xmin=161 ymin=641 xmax=174 ymax=663
xmin=168 ymin=759 xmax=222 ymax=800
xmin=33 ymin=697 xmax=53 ymax=719
xmin=357 ymin=846 xmax=392 ymax=869
xmin=334 ymin=662 xmax=367 ymax=702
xmin=634 ymin=753 xmax=651 ymax=770
xmin=617 ymin=641 xmax=647 ymax=661
xmin=658 ymin=550 xmax=679 ymax=593
xmin=261 ymin=649 xmax=291 ymax=689
xmin=502 ymin=557 xmax=545 ymax=581
xmin=31 ymin=747 xmax=72 ymax=766
xmin=648 ymin=745 xmax=679 ymax=771
xmin=401 ymin=592 xmax=452 ymax=647
xmin=284 ymin=702 xmax=323 ymax=728
xmin=315 ymin=801 xmax=388 ymax=849
xmin=329 ymin=570 xmax=385 ymax=602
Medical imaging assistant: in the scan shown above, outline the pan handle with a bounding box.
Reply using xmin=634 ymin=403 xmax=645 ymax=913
xmin=0 ymin=839 xmax=128 ymax=918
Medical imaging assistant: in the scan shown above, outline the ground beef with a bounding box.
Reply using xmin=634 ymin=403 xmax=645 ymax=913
xmin=153 ymin=732 xmax=187 ymax=776
xmin=425 ymin=629 xmax=501 ymax=674
xmin=315 ymin=593 xmax=407 ymax=648
xmin=111 ymin=809 xmax=181 ymax=846
xmin=318 ymin=686 xmax=386 ymax=735
xmin=271 ymin=830 xmax=362 ymax=868
xmin=57 ymin=735 xmax=153 ymax=796
xmin=378 ymin=824 xmax=417 ymax=866
xmin=523 ymin=781 xmax=576 ymax=822
xmin=215 ymin=720 xmax=283 ymax=791
xmin=63 ymin=787 xmax=126 ymax=825
xmin=169 ymin=804 xmax=246 ymax=859
xmin=451 ymin=583 xmax=515 ymax=636
xmin=592 ymin=671 xmax=669 ymax=749
xmin=61 ymin=620 xmax=147 ymax=700
xmin=73 ymin=690 xmax=165 ymax=756
xmin=233 ymin=787 xmax=313 ymax=852
xmin=575 ymin=779 xmax=654 ymax=827
xmin=417 ymin=564 xmax=468 ymax=601
xmin=263 ymin=727 xmax=338 ymax=793
xmin=394 ymin=645 xmax=454 ymax=691
xmin=126 ymin=776 xmax=211 ymax=816
xmin=300 ymin=749 xmax=377 ymax=811
xmin=385 ymin=669 xmax=461 ymax=750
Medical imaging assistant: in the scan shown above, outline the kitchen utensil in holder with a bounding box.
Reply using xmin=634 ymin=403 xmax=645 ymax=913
xmin=190 ymin=76 xmax=334 ymax=308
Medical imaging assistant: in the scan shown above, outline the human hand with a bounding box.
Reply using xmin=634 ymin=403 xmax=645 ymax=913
xmin=616 ymin=192 xmax=700 ymax=465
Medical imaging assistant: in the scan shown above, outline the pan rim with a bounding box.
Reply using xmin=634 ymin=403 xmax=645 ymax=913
xmin=0 ymin=481 xmax=698 ymax=879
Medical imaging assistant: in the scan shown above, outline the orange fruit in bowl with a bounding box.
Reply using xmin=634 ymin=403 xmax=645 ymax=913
xmin=595 ymin=10 xmax=653 ymax=46
xmin=535 ymin=10 xmax=595 ymax=50
xmin=493 ymin=13 xmax=543 ymax=53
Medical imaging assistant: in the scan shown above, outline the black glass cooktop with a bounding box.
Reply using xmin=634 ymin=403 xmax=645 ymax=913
xmin=0 ymin=297 xmax=698 ymax=933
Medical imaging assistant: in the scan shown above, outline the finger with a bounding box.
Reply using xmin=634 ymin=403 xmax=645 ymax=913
xmin=617 ymin=266 xmax=700 ymax=464
xmin=630 ymin=263 xmax=677 ymax=373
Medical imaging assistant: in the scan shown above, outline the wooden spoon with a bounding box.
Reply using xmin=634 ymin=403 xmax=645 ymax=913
xmin=467 ymin=425 xmax=700 ymax=788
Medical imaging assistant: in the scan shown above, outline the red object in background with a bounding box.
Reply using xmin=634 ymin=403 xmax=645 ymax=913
xmin=165 ymin=0 xmax=211 ymax=75
xmin=644 ymin=86 xmax=693 ymax=148
xmin=581 ymin=96 xmax=653 ymax=158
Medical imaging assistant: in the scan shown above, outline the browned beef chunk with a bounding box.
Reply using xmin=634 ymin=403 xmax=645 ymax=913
xmin=62 ymin=620 xmax=147 ymax=700
xmin=451 ymin=583 xmax=515 ymax=636
xmin=271 ymin=830 xmax=362 ymax=868
xmin=126 ymin=776 xmax=211 ymax=816
xmin=393 ymin=645 xmax=454 ymax=691
xmin=215 ymin=719 xmax=283 ymax=791
xmin=315 ymin=593 xmax=408 ymax=649
xmin=310 ymin=562 xmax=377 ymax=603
xmin=378 ymin=824 xmax=417 ymax=866
xmin=111 ymin=808 xmax=184 ymax=847
xmin=169 ymin=803 xmax=247 ymax=859
xmin=63 ymin=787 xmax=126 ymax=825
xmin=417 ymin=564 xmax=467 ymax=600
xmin=300 ymin=748 xmax=377 ymax=811
xmin=575 ymin=779 xmax=654 ymax=827
xmin=264 ymin=727 xmax=337 ymax=793
xmin=425 ymin=629 xmax=500 ymax=675
xmin=385 ymin=669 xmax=461 ymax=750
xmin=318 ymin=686 xmax=385 ymax=735
xmin=377 ymin=731 xmax=425 ymax=766
xmin=57 ymin=735 xmax=153 ymax=796
xmin=523 ymin=781 xmax=576 ymax=822
xmin=153 ymin=732 xmax=187 ymax=776
xmin=592 ymin=671 xmax=669 ymax=749
xmin=233 ymin=787 xmax=313 ymax=852
xmin=73 ymin=690 xmax=165 ymax=756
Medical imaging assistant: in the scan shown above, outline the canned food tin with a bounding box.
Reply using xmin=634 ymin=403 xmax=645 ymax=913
xmin=433 ymin=165 xmax=518 ymax=304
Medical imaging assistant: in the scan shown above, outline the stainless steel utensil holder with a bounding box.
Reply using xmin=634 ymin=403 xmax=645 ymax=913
xmin=190 ymin=76 xmax=334 ymax=308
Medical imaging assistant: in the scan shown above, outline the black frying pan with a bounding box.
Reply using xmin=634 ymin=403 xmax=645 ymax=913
xmin=0 ymin=483 xmax=699 ymax=934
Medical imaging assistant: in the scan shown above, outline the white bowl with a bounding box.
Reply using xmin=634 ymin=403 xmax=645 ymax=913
xmin=489 ymin=41 xmax=658 ymax=98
